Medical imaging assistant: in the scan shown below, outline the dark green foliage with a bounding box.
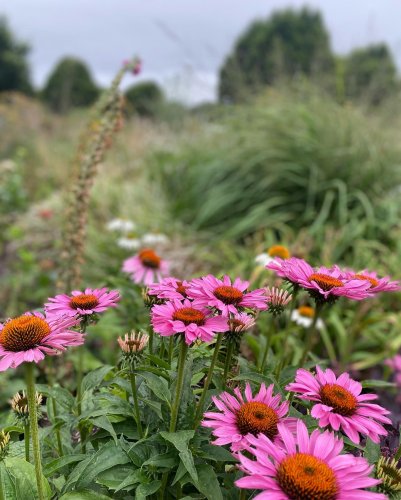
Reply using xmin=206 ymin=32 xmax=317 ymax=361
xmin=219 ymin=7 xmax=334 ymax=102
xmin=125 ymin=81 xmax=164 ymax=117
xmin=344 ymin=43 xmax=398 ymax=105
xmin=0 ymin=17 xmax=33 ymax=94
xmin=42 ymin=57 xmax=99 ymax=113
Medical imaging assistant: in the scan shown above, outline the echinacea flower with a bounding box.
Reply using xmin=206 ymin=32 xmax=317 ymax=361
xmin=117 ymin=236 xmax=141 ymax=250
xmin=106 ymin=218 xmax=136 ymax=233
xmin=148 ymin=277 xmax=190 ymax=300
xmin=118 ymin=331 xmax=149 ymax=354
xmin=236 ymin=419 xmax=385 ymax=499
xmin=187 ymin=275 xmax=267 ymax=316
xmin=345 ymin=269 xmax=400 ymax=294
xmin=268 ymin=258 xmax=371 ymax=302
xmin=291 ymin=305 xmax=324 ymax=329
xmin=123 ymin=248 xmax=169 ymax=285
xmin=10 ymin=391 xmax=42 ymax=422
xmin=45 ymin=288 xmax=120 ymax=318
xmin=227 ymin=313 xmax=256 ymax=335
xmin=151 ymin=299 xmax=227 ymax=345
xmin=255 ymin=245 xmax=291 ymax=267
xmin=202 ymin=383 xmax=296 ymax=452
xmin=286 ymin=366 xmax=391 ymax=444
xmin=0 ymin=312 xmax=83 ymax=371
xmin=376 ymin=455 xmax=401 ymax=494
xmin=265 ymin=287 xmax=292 ymax=315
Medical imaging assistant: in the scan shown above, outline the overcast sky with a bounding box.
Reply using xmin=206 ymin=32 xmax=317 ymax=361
xmin=2 ymin=0 xmax=401 ymax=104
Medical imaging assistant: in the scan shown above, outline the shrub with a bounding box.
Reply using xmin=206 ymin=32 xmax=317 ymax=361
xmin=42 ymin=57 xmax=99 ymax=113
xmin=125 ymin=81 xmax=164 ymax=117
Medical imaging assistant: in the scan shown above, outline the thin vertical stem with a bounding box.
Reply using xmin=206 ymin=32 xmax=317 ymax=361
xmin=148 ymin=329 xmax=154 ymax=356
xmin=194 ymin=334 xmax=223 ymax=427
xmin=223 ymin=338 xmax=235 ymax=384
xmin=299 ymin=303 xmax=323 ymax=367
xmin=130 ymin=369 xmax=143 ymax=438
xmin=51 ymin=398 xmax=63 ymax=457
xmin=260 ymin=317 xmax=276 ymax=372
xmin=24 ymin=423 xmax=30 ymax=462
xmin=25 ymin=362 xmax=45 ymax=500
xmin=168 ymin=336 xmax=174 ymax=365
xmin=159 ymin=338 xmax=165 ymax=360
xmin=169 ymin=338 xmax=189 ymax=432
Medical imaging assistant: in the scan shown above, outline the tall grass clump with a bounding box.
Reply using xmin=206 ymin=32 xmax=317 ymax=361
xmin=149 ymin=85 xmax=401 ymax=248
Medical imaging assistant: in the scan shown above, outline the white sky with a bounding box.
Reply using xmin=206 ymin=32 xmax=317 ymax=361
xmin=2 ymin=0 xmax=401 ymax=104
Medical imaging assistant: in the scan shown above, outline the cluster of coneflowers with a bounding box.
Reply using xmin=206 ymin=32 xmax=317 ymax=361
xmin=0 ymin=286 xmax=120 ymax=499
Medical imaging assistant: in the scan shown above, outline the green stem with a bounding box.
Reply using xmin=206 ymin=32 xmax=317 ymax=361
xmin=194 ymin=334 xmax=223 ymax=427
xmin=169 ymin=338 xmax=189 ymax=433
xmin=76 ymin=319 xmax=88 ymax=452
xmin=168 ymin=336 xmax=174 ymax=365
xmin=149 ymin=329 xmax=154 ymax=356
xmin=52 ymin=398 xmax=63 ymax=457
xmin=0 ymin=468 xmax=3 ymax=500
xmin=394 ymin=442 xmax=401 ymax=462
xmin=130 ymin=369 xmax=143 ymax=438
xmin=159 ymin=338 xmax=165 ymax=360
xmin=299 ymin=303 xmax=323 ymax=367
xmin=25 ymin=362 xmax=45 ymax=500
xmin=24 ymin=422 xmax=30 ymax=462
xmin=286 ymin=286 xmax=299 ymax=326
xmin=260 ymin=317 xmax=276 ymax=372
xmin=223 ymin=338 xmax=235 ymax=384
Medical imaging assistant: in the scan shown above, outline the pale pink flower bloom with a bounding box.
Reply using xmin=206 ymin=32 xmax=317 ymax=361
xmin=186 ymin=275 xmax=267 ymax=316
xmin=235 ymin=419 xmax=385 ymax=499
xmin=45 ymin=287 xmax=120 ymax=318
xmin=268 ymin=258 xmax=371 ymax=301
xmin=202 ymin=383 xmax=296 ymax=452
xmin=227 ymin=312 xmax=256 ymax=334
xmin=345 ymin=269 xmax=400 ymax=294
xmin=147 ymin=277 xmax=190 ymax=300
xmin=123 ymin=248 xmax=169 ymax=285
xmin=117 ymin=331 xmax=149 ymax=354
xmin=265 ymin=287 xmax=292 ymax=308
xmin=0 ymin=312 xmax=83 ymax=371
xmin=286 ymin=366 xmax=391 ymax=444
xmin=151 ymin=299 xmax=228 ymax=345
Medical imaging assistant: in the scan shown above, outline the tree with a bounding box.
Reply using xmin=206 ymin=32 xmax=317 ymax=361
xmin=42 ymin=57 xmax=99 ymax=113
xmin=218 ymin=7 xmax=334 ymax=102
xmin=124 ymin=81 xmax=164 ymax=117
xmin=344 ymin=44 xmax=398 ymax=105
xmin=0 ymin=17 xmax=33 ymax=94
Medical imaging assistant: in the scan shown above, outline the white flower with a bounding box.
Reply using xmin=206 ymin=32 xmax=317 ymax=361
xmin=117 ymin=237 xmax=141 ymax=250
xmin=141 ymin=233 xmax=169 ymax=246
xmin=291 ymin=307 xmax=324 ymax=330
xmin=255 ymin=253 xmax=274 ymax=267
xmin=107 ymin=218 xmax=136 ymax=233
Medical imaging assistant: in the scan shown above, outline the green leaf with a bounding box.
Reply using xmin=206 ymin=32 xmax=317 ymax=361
xmin=160 ymin=430 xmax=195 ymax=452
xmin=36 ymin=385 xmax=75 ymax=411
xmin=43 ymin=454 xmax=86 ymax=477
xmin=95 ymin=465 xmax=135 ymax=489
xmin=63 ymin=442 xmax=130 ymax=492
xmin=179 ymin=450 xmax=198 ymax=483
xmin=139 ymin=372 xmax=171 ymax=403
xmin=361 ymin=379 xmax=396 ymax=389
xmin=1 ymin=457 xmax=52 ymax=500
xmin=59 ymin=491 xmax=112 ymax=500
xmin=193 ymin=464 xmax=222 ymax=500
xmin=142 ymin=452 xmax=179 ymax=468
xmin=135 ymin=480 xmax=162 ymax=500
xmin=82 ymin=365 xmax=114 ymax=392
xmin=114 ymin=469 xmax=146 ymax=493
xmin=364 ymin=438 xmax=381 ymax=465
xmin=200 ymin=444 xmax=237 ymax=462
xmin=90 ymin=416 xmax=117 ymax=443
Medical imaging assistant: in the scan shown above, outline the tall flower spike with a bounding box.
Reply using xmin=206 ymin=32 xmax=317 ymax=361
xmin=10 ymin=391 xmax=42 ymax=422
xmin=265 ymin=286 xmax=292 ymax=315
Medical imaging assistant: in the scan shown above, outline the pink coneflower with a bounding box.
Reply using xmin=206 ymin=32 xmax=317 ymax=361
xmin=148 ymin=277 xmax=190 ymax=301
xmin=268 ymin=258 xmax=371 ymax=302
xmin=123 ymin=248 xmax=169 ymax=285
xmin=227 ymin=312 xmax=256 ymax=335
xmin=286 ymin=366 xmax=391 ymax=444
xmin=345 ymin=269 xmax=400 ymax=294
xmin=0 ymin=312 xmax=83 ymax=371
xmin=45 ymin=288 xmax=120 ymax=318
xmin=187 ymin=275 xmax=267 ymax=316
xmin=265 ymin=287 xmax=292 ymax=315
xmin=202 ymin=383 xmax=296 ymax=452
xmin=235 ymin=419 xmax=385 ymax=499
xmin=151 ymin=299 xmax=227 ymax=345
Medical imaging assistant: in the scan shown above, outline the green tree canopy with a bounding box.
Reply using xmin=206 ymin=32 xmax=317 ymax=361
xmin=0 ymin=17 xmax=33 ymax=94
xmin=124 ymin=81 xmax=164 ymax=117
xmin=218 ymin=7 xmax=335 ymax=102
xmin=42 ymin=57 xmax=99 ymax=113
xmin=343 ymin=44 xmax=398 ymax=105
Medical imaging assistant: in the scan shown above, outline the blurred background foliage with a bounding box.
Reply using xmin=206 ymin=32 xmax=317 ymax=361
xmin=0 ymin=6 xmax=401 ymax=373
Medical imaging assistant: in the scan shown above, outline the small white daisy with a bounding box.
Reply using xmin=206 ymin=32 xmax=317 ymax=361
xmin=291 ymin=306 xmax=324 ymax=329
